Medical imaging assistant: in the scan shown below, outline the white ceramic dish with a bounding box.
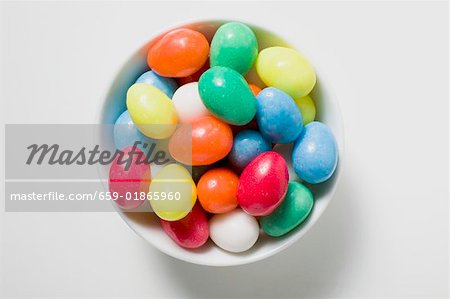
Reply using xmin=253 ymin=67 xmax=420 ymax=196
xmin=99 ymin=20 xmax=344 ymax=266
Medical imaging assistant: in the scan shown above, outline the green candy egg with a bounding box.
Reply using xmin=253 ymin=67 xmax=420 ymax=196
xmin=210 ymin=22 xmax=258 ymax=74
xmin=260 ymin=181 xmax=314 ymax=237
xmin=199 ymin=66 xmax=257 ymax=125
xmin=294 ymin=95 xmax=316 ymax=125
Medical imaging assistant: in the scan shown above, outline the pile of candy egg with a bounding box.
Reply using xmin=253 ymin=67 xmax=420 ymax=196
xmin=109 ymin=22 xmax=338 ymax=253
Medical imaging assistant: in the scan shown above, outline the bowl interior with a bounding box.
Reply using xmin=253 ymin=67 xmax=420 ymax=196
xmin=99 ymin=20 xmax=344 ymax=266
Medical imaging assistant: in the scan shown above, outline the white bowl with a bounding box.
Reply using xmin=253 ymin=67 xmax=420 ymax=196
xmin=99 ymin=20 xmax=344 ymax=266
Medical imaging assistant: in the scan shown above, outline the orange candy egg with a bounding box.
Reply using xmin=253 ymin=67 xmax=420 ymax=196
xmin=248 ymin=84 xmax=262 ymax=96
xmin=197 ymin=168 xmax=239 ymax=213
xmin=147 ymin=28 xmax=209 ymax=78
xmin=169 ymin=116 xmax=233 ymax=166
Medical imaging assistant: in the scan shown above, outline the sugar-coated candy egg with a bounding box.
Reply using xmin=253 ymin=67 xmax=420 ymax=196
xmin=169 ymin=116 xmax=233 ymax=166
xmin=237 ymin=151 xmax=289 ymax=216
xmin=109 ymin=146 xmax=150 ymax=210
xmin=292 ymin=121 xmax=338 ymax=184
xmin=256 ymin=87 xmax=303 ymax=144
xmin=113 ymin=110 xmax=153 ymax=151
xmin=228 ymin=130 xmax=271 ymax=172
xmin=248 ymin=83 xmax=262 ymax=96
xmin=199 ymin=66 xmax=257 ymax=125
xmin=126 ymin=83 xmax=177 ymax=139
xmin=256 ymin=47 xmax=316 ymax=98
xmin=197 ymin=168 xmax=239 ymax=214
xmin=294 ymin=95 xmax=316 ymax=125
xmin=147 ymin=28 xmax=209 ymax=77
xmin=260 ymin=181 xmax=314 ymax=237
xmin=149 ymin=164 xmax=197 ymax=221
xmin=209 ymin=209 xmax=259 ymax=253
xmin=172 ymin=82 xmax=211 ymax=123
xmin=135 ymin=70 xmax=178 ymax=98
xmin=210 ymin=22 xmax=258 ymax=74
xmin=177 ymin=60 xmax=209 ymax=86
xmin=160 ymin=203 xmax=209 ymax=248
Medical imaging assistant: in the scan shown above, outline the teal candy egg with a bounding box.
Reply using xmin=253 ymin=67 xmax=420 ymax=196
xmin=260 ymin=181 xmax=314 ymax=237
xmin=199 ymin=66 xmax=257 ymax=125
xmin=210 ymin=22 xmax=258 ymax=74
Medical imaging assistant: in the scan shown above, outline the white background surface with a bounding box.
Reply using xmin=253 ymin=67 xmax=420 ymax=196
xmin=1 ymin=1 xmax=449 ymax=298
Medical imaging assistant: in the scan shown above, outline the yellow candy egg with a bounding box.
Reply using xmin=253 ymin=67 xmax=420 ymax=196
xmin=149 ymin=164 xmax=197 ymax=221
xmin=126 ymin=83 xmax=178 ymax=139
xmin=256 ymin=47 xmax=316 ymax=98
xmin=294 ymin=95 xmax=316 ymax=125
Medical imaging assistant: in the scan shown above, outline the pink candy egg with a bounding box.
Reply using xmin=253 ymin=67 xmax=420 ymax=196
xmin=109 ymin=146 xmax=151 ymax=210
xmin=237 ymin=151 xmax=289 ymax=216
xmin=160 ymin=203 xmax=209 ymax=249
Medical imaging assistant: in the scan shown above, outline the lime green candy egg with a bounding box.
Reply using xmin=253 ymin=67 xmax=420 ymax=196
xmin=149 ymin=164 xmax=197 ymax=221
xmin=260 ymin=181 xmax=314 ymax=237
xmin=256 ymin=47 xmax=316 ymax=98
xmin=126 ymin=83 xmax=178 ymax=139
xmin=210 ymin=22 xmax=258 ymax=74
xmin=199 ymin=66 xmax=257 ymax=125
xmin=294 ymin=95 xmax=316 ymax=125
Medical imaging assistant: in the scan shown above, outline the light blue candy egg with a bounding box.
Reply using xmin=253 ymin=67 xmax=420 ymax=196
xmin=113 ymin=110 xmax=153 ymax=152
xmin=135 ymin=70 xmax=178 ymax=98
xmin=292 ymin=121 xmax=338 ymax=184
xmin=256 ymin=87 xmax=303 ymax=144
xmin=228 ymin=130 xmax=272 ymax=172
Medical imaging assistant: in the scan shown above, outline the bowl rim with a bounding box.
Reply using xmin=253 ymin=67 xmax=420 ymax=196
xmin=98 ymin=18 xmax=345 ymax=267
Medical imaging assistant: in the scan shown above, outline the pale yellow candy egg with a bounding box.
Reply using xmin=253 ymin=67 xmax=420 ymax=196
xmin=256 ymin=47 xmax=316 ymax=98
xmin=126 ymin=83 xmax=177 ymax=139
xmin=149 ymin=164 xmax=197 ymax=221
xmin=294 ymin=95 xmax=316 ymax=125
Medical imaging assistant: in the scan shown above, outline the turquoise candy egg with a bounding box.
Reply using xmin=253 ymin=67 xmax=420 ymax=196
xmin=199 ymin=66 xmax=257 ymax=125
xmin=135 ymin=70 xmax=178 ymax=98
xmin=210 ymin=22 xmax=258 ymax=74
xmin=256 ymin=87 xmax=303 ymax=144
xmin=113 ymin=110 xmax=153 ymax=151
xmin=260 ymin=181 xmax=314 ymax=237
xmin=292 ymin=121 xmax=338 ymax=184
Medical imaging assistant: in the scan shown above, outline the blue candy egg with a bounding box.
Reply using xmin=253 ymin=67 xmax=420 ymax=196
xmin=292 ymin=121 xmax=338 ymax=184
xmin=228 ymin=130 xmax=271 ymax=172
xmin=113 ymin=110 xmax=153 ymax=151
xmin=256 ymin=87 xmax=303 ymax=144
xmin=135 ymin=70 xmax=178 ymax=98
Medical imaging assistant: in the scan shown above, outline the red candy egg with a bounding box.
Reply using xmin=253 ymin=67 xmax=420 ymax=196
xmin=160 ymin=203 xmax=209 ymax=249
xmin=169 ymin=116 xmax=233 ymax=166
xmin=237 ymin=151 xmax=289 ymax=216
xmin=109 ymin=146 xmax=151 ymax=210
xmin=147 ymin=28 xmax=209 ymax=78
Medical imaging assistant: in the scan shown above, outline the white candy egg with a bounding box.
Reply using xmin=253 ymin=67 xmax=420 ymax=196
xmin=172 ymin=82 xmax=211 ymax=123
xmin=209 ymin=209 xmax=259 ymax=253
